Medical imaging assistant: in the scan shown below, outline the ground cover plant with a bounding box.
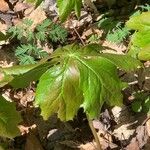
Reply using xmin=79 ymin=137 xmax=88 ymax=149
xmin=8 ymin=18 xmax=68 ymax=64
xmin=0 ymin=0 xmax=149 ymax=149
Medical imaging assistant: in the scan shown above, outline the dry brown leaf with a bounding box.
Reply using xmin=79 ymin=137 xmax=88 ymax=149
xmin=126 ymin=138 xmax=140 ymax=150
xmin=25 ymin=6 xmax=47 ymax=30
xmin=14 ymin=2 xmax=30 ymax=12
xmin=102 ymin=40 xmax=126 ymax=54
xmin=0 ymin=0 xmax=9 ymax=12
xmin=146 ymin=118 xmax=150 ymax=137
xmin=79 ymin=142 xmax=97 ymax=150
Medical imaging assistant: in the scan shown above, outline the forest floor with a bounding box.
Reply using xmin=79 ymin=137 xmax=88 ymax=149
xmin=0 ymin=0 xmax=150 ymax=150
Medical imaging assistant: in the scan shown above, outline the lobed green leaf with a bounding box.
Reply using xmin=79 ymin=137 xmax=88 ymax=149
xmin=0 ymin=96 xmax=22 ymax=138
xmin=35 ymin=44 xmax=141 ymax=121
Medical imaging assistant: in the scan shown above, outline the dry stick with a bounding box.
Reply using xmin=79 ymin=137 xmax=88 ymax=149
xmin=87 ymin=115 xmax=102 ymax=150
xmin=73 ymin=26 xmax=85 ymax=46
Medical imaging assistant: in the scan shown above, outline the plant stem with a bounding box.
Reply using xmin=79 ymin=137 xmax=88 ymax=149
xmin=87 ymin=115 xmax=102 ymax=150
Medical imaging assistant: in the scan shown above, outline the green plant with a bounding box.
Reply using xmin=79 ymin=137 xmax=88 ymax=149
xmin=106 ymin=23 xmax=130 ymax=44
xmin=0 ymin=44 xmax=141 ymax=145
xmin=87 ymin=34 xmax=101 ymax=44
xmin=35 ymin=44 xmax=141 ymax=120
xmin=35 ymin=19 xmax=68 ymax=43
xmin=132 ymin=92 xmax=150 ymax=113
xmin=8 ymin=19 xmax=68 ymax=64
xmin=0 ymin=58 xmax=54 ymax=137
xmin=126 ymin=11 xmax=150 ymax=60
xmin=0 ymin=1 xmax=146 ymax=148
xmin=15 ymin=44 xmax=47 ymax=64
xmin=140 ymin=4 xmax=150 ymax=11
xmin=98 ymin=17 xmax=130 ymax=44
xmin=0 ymin=95 xmax=21 ymax=138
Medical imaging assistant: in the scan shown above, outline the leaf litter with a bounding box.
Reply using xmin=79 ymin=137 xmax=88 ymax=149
xmin=0 ymin=0 xmax=150 ymax=150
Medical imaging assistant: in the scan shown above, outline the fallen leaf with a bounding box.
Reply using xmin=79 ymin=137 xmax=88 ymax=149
xmin=126 ymin=125 xmax=149 ymax=149
xmin=0 ymin=0 xmax=9 ymax=12
xmin=25 ymin=6 xmax=47 ymax=30
xmin=14 ymin=2 xmax=30 ymax=12
xmin=146 ymin=119 xmax=150 ymax=137
xmin=126 ymin=138 xmax=140 ymax=150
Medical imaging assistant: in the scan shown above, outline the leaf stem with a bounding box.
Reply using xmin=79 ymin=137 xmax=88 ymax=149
xmin=87 ymin=115 xmax=102 ymax=150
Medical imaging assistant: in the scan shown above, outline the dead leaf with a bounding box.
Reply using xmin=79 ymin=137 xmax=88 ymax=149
xmin=126 ymin=126 xmax=149 ymax=150
xmin=79 ymin=142 xmax=96 ymax=150
xmin=0 ymin=0 xmax=9 ymax=12
xmin=14 ymin=2 xmax=30 ymax=12
xmin=102 ymin=41 xmax=126 ymax=54
xmin=25 ymin=6 xmax=47 ymax=30
xmin=146 ymin=118 xmax=150 ymax=137
xmin=126 ymin=138 xmax=140 ymax=150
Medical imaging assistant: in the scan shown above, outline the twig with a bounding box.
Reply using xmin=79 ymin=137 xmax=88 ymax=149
xmin=73 ymin=26 xmax=85 ymax=46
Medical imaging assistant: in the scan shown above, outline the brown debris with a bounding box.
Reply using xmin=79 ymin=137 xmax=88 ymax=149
xmin=0 ymin=0 xmax=9 ymax=12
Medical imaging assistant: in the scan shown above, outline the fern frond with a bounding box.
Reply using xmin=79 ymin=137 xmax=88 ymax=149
xmin=106 ymin=25 xmax=130 ymax=44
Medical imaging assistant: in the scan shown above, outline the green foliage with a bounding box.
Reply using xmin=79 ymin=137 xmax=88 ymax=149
xmin=0 ymin=95 xmax=22 ymax=138
xmin=87 ymin=34 xmax=101 ymax=44
xmin=0 ymin=58 xmax=54 ymax=88
xmin=35 ymin=44 xmax=141 ymax=121
xmin=8 ymin=19 xmax=34 ymax=41
xmin=98 ymin=18 xmax=130 ymax=44
xmin=0 ymin=43 xmax=141 ymax=138
xmin=0 ymin=32 xmax=9 ymax=41
xmin=57 ymin=0 xmax=82 ymax=22
xmin=35 ymin=19 xmax=68 ymax=43
xmin=15 ymin=44 xmax=47 ymax=64
xmin=126 ymin=11 xmax=150 ymax=60
xmin=48 ymin=23 xmax=68 ymax=43
xmin=140 ymin=4 xmax=150 ymax=11
xmin=132 ymin=92 xmax=150 ymax=113
xmin=8 ymin=19 xmax=67 ymax=64
xmin=106 ymin=24 xmax=130 ymax=44
xmin=98 ymin=18 xmax=119 ymax=33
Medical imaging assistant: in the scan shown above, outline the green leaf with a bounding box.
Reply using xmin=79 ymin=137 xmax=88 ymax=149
xmin=57 ymin=0 xmax=75 ymax=22
xmin=138 ymin=44 xmax=150 ymax=61
xmin=2 ymin=63 xmax=41 ymax=75
xmin=132 ymin=101 xmax=142 ymax=112
xmin=35 ymin=0 xmax=43 ymax=7
xmin=1 ymin=59 xmax=55 ymax=88
xmin=0 ymin=95 xmax=22 ymax=138
xmin=126 ymin=12 xmax=150 ymax=60
xmin=143 ymin=96 xmax=150 ymax=114
xmin=99 ymin=53 xmax=142 ymax=71
xmin=126 ymin=12 xmax=150 ymax=31
xmin=74 ymin=0 xmax=82 ymax=18
xmin=36 ymin=44 xmax=141 ymax=121
xmin=0 ymin=72 xmax=13 ymax=88
xmin=0 ymin=32 xmax=8 ymax=41
xmin=36 ymin=63 xmax=83 ymax=121
xmin=0 ymin=63 xmax=40 ymax=88
xmin=10 ymin=62 xmax=52 ymax=88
